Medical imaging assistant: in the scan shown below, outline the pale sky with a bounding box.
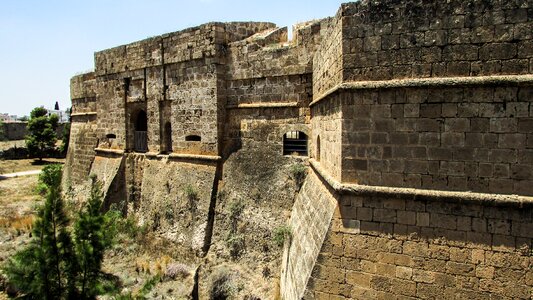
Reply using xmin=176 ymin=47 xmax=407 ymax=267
xmin=0 ymin=0 xmax=347 ymax=117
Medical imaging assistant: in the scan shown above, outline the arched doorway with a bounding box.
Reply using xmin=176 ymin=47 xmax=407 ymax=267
xmin=283 ymin=131 xmax=308 ymax=156
xmin=134 ymin=110 xmax=148 ymax=152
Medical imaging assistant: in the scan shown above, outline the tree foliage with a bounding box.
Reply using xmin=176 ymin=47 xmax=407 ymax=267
xmin=3 ymin=166 xmax=115 ymax=299
xmin=0 ymin=118 xmax=4 ymax=141
xmin=26 ymin=107 xmax=58 ymax=161
xmin=74 ymin=175 xmax=113 ymax=298
xmin=60 ymin=107 xmax=71 ymax=155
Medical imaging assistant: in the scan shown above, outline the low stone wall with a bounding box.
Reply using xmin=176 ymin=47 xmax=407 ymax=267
xmin=2 ymin=122 xmax=66 ymax=141
xmin=305 ymin=161 xmax=533 ymax=299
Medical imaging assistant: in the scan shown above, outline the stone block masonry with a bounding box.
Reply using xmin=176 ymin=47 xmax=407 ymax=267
xmin=66 ymin=0 xmax=533 ymax=298
xmin=303 ymin=162 xmax=533 ymax=299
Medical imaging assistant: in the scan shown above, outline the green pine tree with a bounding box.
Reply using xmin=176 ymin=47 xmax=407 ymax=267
xmin=74 ymin=175 xmax=111 ymax=298
xmin=26 ymin=107 xmax=59 ymax=161
xmin=3 ymin=167 xmax=116 ymax=299
xmin=4 ymin=164 xmax=78 ymax=299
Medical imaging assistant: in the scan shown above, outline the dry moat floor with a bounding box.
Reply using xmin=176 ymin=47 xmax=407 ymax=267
xmin=0 ymin=157 xmax=195 ymax=299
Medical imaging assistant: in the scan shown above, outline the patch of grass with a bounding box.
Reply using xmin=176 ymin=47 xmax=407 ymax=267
xmin=0 ymin=158 xmax=65 ymax=174
xmin=226 ymin=199 xmax=246 ymax=258
xmin=0 ymin=214 xmax=34 ymax=236
xmin=184 ymin=184 xmax=198 ymax=201
xmin=290 ymin=163 xmax=307 ymax=187
xmin=0 ymin=175 xmax=41 ymax=204
xmin=272 ymin=225 xmax=292 ymax=247
xmin=228 ymin=199 xmax=245 ymax=220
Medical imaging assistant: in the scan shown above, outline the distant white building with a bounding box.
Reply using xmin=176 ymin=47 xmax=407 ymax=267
xmin=0 ymin=113 xmax=18 ymax=123
xmin=46 ymin=109 xmax=69 ymax=123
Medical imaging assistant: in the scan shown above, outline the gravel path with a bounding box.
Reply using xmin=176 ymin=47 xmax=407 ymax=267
xmin=0 ymin=170 xmax=41 ymax=178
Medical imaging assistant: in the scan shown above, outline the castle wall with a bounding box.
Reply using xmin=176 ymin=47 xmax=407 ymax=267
xmin=311 ymin=95 xmax=343 ymax=181
xmin=340 ymin=0 xmax=533 ymax=81
xmin=1 ymin=122 xmax=65 ymax=141
xmin=311 ymin=0 xmax=533 ymax=195
xmin=305 ymin=164 xmax=533 ymax=299
xmin=312 ymin=8 xmax=343 ymax=99
xmin=135 ymin=157 xmax=217 ymax=258
xmin=222 ymin=20 xmax=328 ymax=157
xmin=340 ymin=84 xmax=533 ymax=195
xmin=281 ymin=168 xmax=337 ymax=300
xmin=65 ymin=72 xmax=98 ymax=184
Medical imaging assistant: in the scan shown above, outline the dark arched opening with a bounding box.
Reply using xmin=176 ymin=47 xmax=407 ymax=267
xmin=134 ymin=110 xmax=148 ymax=152
xmin=316 ymin=135 xmax=321 ymax=162
xmin=283 ymin=131 xmax=308 ymax=156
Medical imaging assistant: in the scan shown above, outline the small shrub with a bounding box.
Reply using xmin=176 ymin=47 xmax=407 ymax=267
xmin=225 ymin=232 xmax=245 ymax=258
xmin=165 ymin=263 xmax=190 ymax=280
xmin=272 ymin=225 xmax=292 ymax=247
xmin=210 ymin=268 xmax=236 ymax=300
xmin=228 ymin=199 xmax=244 ymax=220
xmin=289 ymin=163 xmax=307 ymax=188
xmin=184 ymin=184 xmax=198 ymax=201
xmin=226 ymin=199 xmax=245 ymax=258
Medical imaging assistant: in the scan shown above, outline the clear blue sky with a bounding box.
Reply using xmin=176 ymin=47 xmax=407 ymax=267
xmin=0 ymin=0 xmax=347 ymax=117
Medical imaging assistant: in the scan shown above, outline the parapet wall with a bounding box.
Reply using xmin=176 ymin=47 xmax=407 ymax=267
xmin=312 ymin=8 xmax=343 ymax=99
xmin=340 ymin=0 xmax=533 ymax=81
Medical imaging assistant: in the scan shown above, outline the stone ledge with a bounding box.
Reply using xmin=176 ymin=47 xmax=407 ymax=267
xmin=94 ymin=148 xmax=124 ymax=155
xmin=226 ymin=102 xmax=299 ymax=109
xmin=168 ymin=153 xmax=221 ymax=161
xmin=71 ymin=112 xmax=97 ymax=117
xmin=308 ymin=158 xmax=533 ymax=208
xmin=310 ymin=74 xmax=533 ymax=106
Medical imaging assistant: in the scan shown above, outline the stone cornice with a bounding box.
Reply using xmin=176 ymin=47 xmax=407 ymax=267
xmin=309 ymin=158 xmax=533 ymax=208
xmin=310 ymin=74 xmax=533 ymax=107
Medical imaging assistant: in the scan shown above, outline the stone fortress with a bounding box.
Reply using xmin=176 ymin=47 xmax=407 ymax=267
xmin=66 ymin=0 xmax=533 ymax=299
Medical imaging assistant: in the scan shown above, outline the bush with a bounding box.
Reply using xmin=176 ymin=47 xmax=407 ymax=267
xmin=272 ymin=225 xmax=292 ymax=247
xmin=164 ymin=263 xmax=190 ymax=280
xmin=289 ymin=163 xmax=307 ymax=188
xmin=210 ymin=268 xmax=236 ymax=300
xmin=226 ymin=199 xmax=245 ymax=258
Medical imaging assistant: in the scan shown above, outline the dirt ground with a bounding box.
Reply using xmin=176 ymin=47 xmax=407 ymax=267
xmin=0 ymin=158 xmax=65 ymax=174
xmin=0 ymin=141 xmax=25 ymax=152
xmin=0 ymin=175 xmax=40 ymax=299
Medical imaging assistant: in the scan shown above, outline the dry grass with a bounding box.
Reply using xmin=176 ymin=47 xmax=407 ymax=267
xmin=135 ymin=255 xmax=173 ymax=276
xmin=0 ymin=158 xmax=65 ymax=174
xmin=0 ymin=214 xmax=34 ymax=235
xmin=0 ymin=140 xmax=25 ymax=151
xmin=0 ymin=175 xmax=41 ymax=204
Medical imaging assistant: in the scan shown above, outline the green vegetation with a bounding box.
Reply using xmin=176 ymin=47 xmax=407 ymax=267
xmin=2 ymin=165 xmax=116 ymax=299
xmin=0 ymin=118 xmax=4 ymax=141
xmin=184 ymin=184 xmax=198 ymax=201
xmin=272 ymin=224 xmax=292 ymax=247
xmin=26 ymin=107 xmax=58 ymax=161
xmin=225 ymin=199 xmax=245 ymax=258
xmin=60 ymin=122 xmax=71 ymax=155
xmin=210 ymin=268 xmax=237 ymax=300
xmin=290 ymin=163 xmax=307 ymax=188
xmin=74 ymin=175 xmax=115 ymax=297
